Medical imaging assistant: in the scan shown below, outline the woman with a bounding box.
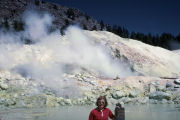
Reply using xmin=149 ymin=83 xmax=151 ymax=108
xmin=89 ymin=96 xmax=117 ymax=120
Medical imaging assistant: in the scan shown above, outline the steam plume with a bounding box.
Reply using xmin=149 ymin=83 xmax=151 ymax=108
xmin=0 ymin=10 xmax=134 ymax=93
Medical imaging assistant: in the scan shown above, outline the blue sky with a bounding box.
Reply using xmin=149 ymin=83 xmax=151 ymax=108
xmin=45 ymin=0 xmax=180 ymax=36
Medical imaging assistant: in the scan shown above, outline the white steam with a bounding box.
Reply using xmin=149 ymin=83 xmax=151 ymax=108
xmin=63 ymin=26 xmax=133 ymax=77
xmin=0 ymin=10 xmax=134 ymax=89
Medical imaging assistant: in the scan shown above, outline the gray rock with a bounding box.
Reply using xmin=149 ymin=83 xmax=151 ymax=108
xmin=166 ymin=82 xmax=173 ymax=88
xmin=76 ymin=98 xmax=86 ymax=105
xmin=149 ymin=91 xmax=171 ymax=100
xmin=172 ymin=93 xmax=180 ymax=104
xmin=174 ymin=79 xmax=180 ymax=85
xmin=4 ymin=99 xmax=16 ymax=107
xmin=57 ymin=97 xmax=73 ymax=106
xmin=174 ymin=85 xmax=180 ymax=88
xmin=137 ymin=97 xmax=149 ymax=104
xmin=85 ymin=94 xmax=96 ymax=102
xmin=109 ymin=98 xmax=118 ymax=105
xmin=129 ymin=90 xmax=141 ymax=98
xmin=160 ymin=99 xmax=168 ymax=104
xmin=167 ymin=100 xmax=174 ymax=104
xmin=0 ymin=98 xmax=16 ymax=107
xmin=63 ymin=99 xmax=72 ymax=105
xmin=0 ymin=82 xmax=8 ymax=90
xmin=151 ymin=81 xmax=160 ymax=86
xmin=156 ymin=85 xmax=166 ymax=92
xmin=112 ymin=91 xmax=126 ymax=99
xmin=149 ymin=99 xmax=158 ymax=104
xmin=119 ymin=97 xmax=132 ymax=104
xmin=148 ymin=84 xmax=156 ymax=93
xmin=0 ymin=98 xmax=6 ymax=105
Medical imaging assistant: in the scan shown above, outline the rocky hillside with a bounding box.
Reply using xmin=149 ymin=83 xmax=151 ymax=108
xmin=0 ymin=0 xmax=180 ymax=108
xmin=0 ymin=26 xmax=180 ymax=108
xmin=0 ymin=0 xmax=100 ymax=31
xmin=85 ymin=31 xmax=180 ymax=78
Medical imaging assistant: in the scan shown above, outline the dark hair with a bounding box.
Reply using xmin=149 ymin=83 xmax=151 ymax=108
xmin=96 ymin=96 xmax=108 ymax=108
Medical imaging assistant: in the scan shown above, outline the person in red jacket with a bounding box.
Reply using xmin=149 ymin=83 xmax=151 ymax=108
xmin=89 ymin=96 xmax=117 ymax=120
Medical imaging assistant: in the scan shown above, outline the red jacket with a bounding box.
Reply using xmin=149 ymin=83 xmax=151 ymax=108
xmin=89 ymin=108 xmax=114 ymax=120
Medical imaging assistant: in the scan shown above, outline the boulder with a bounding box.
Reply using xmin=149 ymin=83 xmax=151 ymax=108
xmin=129 ymin=90 xmax=141 ymax=98
xmin=0 ymin=82 xmax=8 ymax=90
xmin=149 ymin=99 xmax=158 ymax=104
xmin=148 ymin=83 xmax=156 ymax=93
xmin=119 ymin=97 xmax=132 ymax=104
xmin=172 ymin=93 xmax=180 ymax=104
xmin=156 ymin=85 xmax=166 ymax=92
xmin=57 ymin=97 xmax=66 ymax=106
xmin=166 ymin=82 xmax=173 ymax=88
xmin=64 ymin=99 xmax=72 ymax=105
xmin=149 ymin=91 xmax=171 ymax=100
xmin=111 ymin=91 xmax=127 ymax=99
xmin=174 ymin=79 xmax=180 ymax=85
xmin=161 ymin=99 xmax=168 ymax=104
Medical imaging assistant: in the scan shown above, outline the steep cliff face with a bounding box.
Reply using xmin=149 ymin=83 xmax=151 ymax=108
xmin=0 ymin=0 xmax=100 ymax=31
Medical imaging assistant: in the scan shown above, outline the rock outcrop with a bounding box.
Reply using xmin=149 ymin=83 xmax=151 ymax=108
xmin=0 ymin=0 xmax=100 ymax=31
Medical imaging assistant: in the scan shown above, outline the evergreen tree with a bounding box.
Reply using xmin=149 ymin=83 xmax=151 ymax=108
xmin=85 ymin=14 xmax=90 ymax=21
xmin=152 ymin=35 xmax=156 ymax=46
xmin=147 ymin=33 xmax=152 ymax=44
xmin=53 ymin=4 xmax=58 ymax=10
xmin=64 ymin=19 xmax=70 ymax=26
xmin=4 ymin=19 xmax=9 ymax=30
xmin=117 ymin=26 xmax=122 ymax=36
xmin=112 ymin=25 xmax=118 ymax=34
xmin=130 ymin=31 xmax=136 ymax=39
xmin=143 ymin=35 xmax=148 ymax=43
xmin=35 ymin=0 xmax=40 ymax=6
xmin=83 ymin=24 xmax=88 ymax=30
xmin=155 ymin=34 xmax=160 ymax=46
xmin=66 ymin=8 xmax=75 ymax=20
xmin=159 ymin=33 xmax=172 ymax=49
xmin=122 ymin=27 xmax=129 ymax=38
xmin=95 ymin=21 xmax=179 ymax=50
xmin=92 ymin=25 xmax=97 ymax=30
xmin=136 ymin=32 xmax=144 ymax=41
xmin=100 ymin=20 xmax=104 ymax=30
xmin=13 ymin=20 xmax=24 ymax=31
xmin=42 ymin=1 xmax=46 ymax=4
xmin=176 ymin=34 xmax=180 ymax=42
xmin=106 ymin=24 xmax=112 ymax=32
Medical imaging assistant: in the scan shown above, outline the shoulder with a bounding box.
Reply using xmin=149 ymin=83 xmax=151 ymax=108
xmin=105 ymin=108 xmax=112 ymax=111
xmin=104 ymin=108 xmax=113 ymax=114
xmin=90 ymin=108 xmax=98 ymax=113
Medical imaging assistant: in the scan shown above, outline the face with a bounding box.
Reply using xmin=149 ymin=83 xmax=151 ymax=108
xmin=97 ymin=99 xmax=105 ymax=110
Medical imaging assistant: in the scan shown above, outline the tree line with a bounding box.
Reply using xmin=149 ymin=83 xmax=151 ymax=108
xmin=1 ymin=17 xmax=180 ymax=50
xmin=99 ymin=20 xmax=180 ymax=50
